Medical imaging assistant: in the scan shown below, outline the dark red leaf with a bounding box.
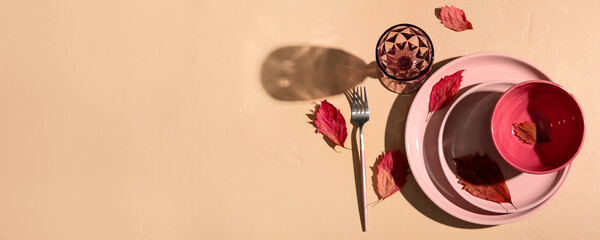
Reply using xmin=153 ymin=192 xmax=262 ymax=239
xmin=375 ymin=150 xmax=408 ymax=200
xmin=438 ymin=5 xmax=473 ymax=32
xmin=454 ymin=154 xmax=512 ymax=204
xmin=427 ymin=70 xmax=464 ymax=121
xmin=314 ymin=100 xmax=348 ymax=147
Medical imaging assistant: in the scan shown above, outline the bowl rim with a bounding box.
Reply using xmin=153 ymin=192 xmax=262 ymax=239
xmin=490 ymin=80 xmax=586 ymax=174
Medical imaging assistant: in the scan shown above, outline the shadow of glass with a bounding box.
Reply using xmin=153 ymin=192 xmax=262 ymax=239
xmin=260 ymin=45 xmax=378 ymax=101
xmin=383 ymin=57 xmax=492 ymax=229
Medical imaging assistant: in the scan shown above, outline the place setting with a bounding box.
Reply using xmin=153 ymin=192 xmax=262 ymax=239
xmin=374 ymin=23 xmax=585 ymax=225
xmin=309 ymin=14 xmax=586 ymax=229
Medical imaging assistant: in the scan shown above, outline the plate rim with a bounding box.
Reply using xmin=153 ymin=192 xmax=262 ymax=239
xmin=436 ymin=79 xmax=569 ymax=214
xmin=404 ymin=52 xmax=573 ymax=225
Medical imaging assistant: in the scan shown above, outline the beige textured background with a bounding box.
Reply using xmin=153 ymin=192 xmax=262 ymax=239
xmin=0 ymin=0 xmax=598 ymax=239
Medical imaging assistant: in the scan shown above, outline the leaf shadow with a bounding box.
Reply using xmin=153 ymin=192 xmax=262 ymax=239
xmin=435 ymin=7 xmax=442 ymax=20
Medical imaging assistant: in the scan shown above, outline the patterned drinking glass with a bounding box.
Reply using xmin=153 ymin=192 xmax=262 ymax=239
xmin=375 ymin=24 xmax=434 ymax=94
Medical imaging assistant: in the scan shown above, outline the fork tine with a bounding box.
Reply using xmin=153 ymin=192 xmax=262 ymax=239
xmin=357 ymin=87 xmax=361 ymax=111
xmin=345 ymin=90 xmax=354 ymax=112
xmin=355 ymin=87 xmax=360 ymax=112
xmin=351 ymin=87 xmax=358 ymax=113
xmin=359 ymin=87 xmax=365 ymax=113
xmin=363 ymin=87 xmax=369 ymax=112
xmin=344 ymin=90 xmax=351 ymax=104
xmin=360 ymin=87 xmax=365 ymax=112
xmin=352 ymin=88 xmax=358 ymax=113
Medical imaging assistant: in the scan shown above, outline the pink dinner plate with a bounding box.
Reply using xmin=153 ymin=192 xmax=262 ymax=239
xmin=437 ymin=79 xmax=568 ymax=214
xmin=405 ymin=52 xmax=572 ymax=225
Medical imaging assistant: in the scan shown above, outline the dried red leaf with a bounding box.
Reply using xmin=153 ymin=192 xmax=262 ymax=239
xmin=454 ymin=154 xmax=512 ymax=204
xmin=427 ymin=70 xmax=464 ymax=121
xmin=314 ymin=100 xmax=348 ymax=147
xmin=375 ymin=150 xmax=408 ymax=200
xmin=513 ymin=121 xmax=546 ymax=144
xmin=438 ymin=5 xmax=473 ymax=32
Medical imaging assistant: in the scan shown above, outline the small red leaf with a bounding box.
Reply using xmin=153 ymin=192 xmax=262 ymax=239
xmin=427 ymin=70 xmax=464 ymax=121
xmin=454 ymin=154 xmax=512 ymax=204
xmin=513 ymin=121 xmax=537 ymax=144
xmin=314 ymin=100 xmax=348 ymax=147
xmin=375 ymin=150 xmax=408 ymax=200
xmin=438 ymin=5 xmax=473 ymax=32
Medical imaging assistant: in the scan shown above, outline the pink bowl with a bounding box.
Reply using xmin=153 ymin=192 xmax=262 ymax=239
xmin=491 ymin=80 xmax=585 ymax=174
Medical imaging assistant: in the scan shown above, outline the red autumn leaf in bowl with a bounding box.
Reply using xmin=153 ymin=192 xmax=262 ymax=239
xmin=314 ymin=100 xmax=348 ymax=147
xmin=438 ymin=5 xmax=473 ymax=32
xmin=513 ymin=121 xmax=551 ymax=144
xmin=427 ymin=70 xmax=464 ymax=121
xmin=374 ymin=150 xmax=408 ymax=201
xmin=454 ymin=154 xmax=513 ymax=205
xmin=513 ymin=121 xmax=538 ymax=144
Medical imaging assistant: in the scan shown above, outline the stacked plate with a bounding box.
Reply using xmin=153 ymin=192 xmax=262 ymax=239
xmin=405 ymin=52 xmax=572 ymax=225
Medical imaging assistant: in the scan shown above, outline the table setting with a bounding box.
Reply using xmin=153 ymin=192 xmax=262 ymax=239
xmin=310 ymin=6 xmax=586 ymax=230
xmin=2 ymin=1 xmax=599 ymax=239
xmin=403 ymin=52 xmax=583 ymax=225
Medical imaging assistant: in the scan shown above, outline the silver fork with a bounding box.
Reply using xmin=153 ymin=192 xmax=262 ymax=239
xmin=350 ymin=86 xmax=370 ymax=232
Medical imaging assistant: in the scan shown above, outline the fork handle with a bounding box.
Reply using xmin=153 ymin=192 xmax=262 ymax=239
xmin=359 ymin=125 xmax=367 ymax=232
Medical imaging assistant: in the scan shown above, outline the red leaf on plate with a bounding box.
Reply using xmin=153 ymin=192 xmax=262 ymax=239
xmin=314 ymin=100 xmax=348 ymax=147
xmin=375 ymin=150 xmax=408 ymax=200
xmin=427 ymin=70 xmax=464 ymax=121
xmin=513 ymin=121 xmax=541 ymax=144
xmin=454 ymin=154 xmax=513 ymax=205
xmin=438 ymin=5 xmax=473 ymax=32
